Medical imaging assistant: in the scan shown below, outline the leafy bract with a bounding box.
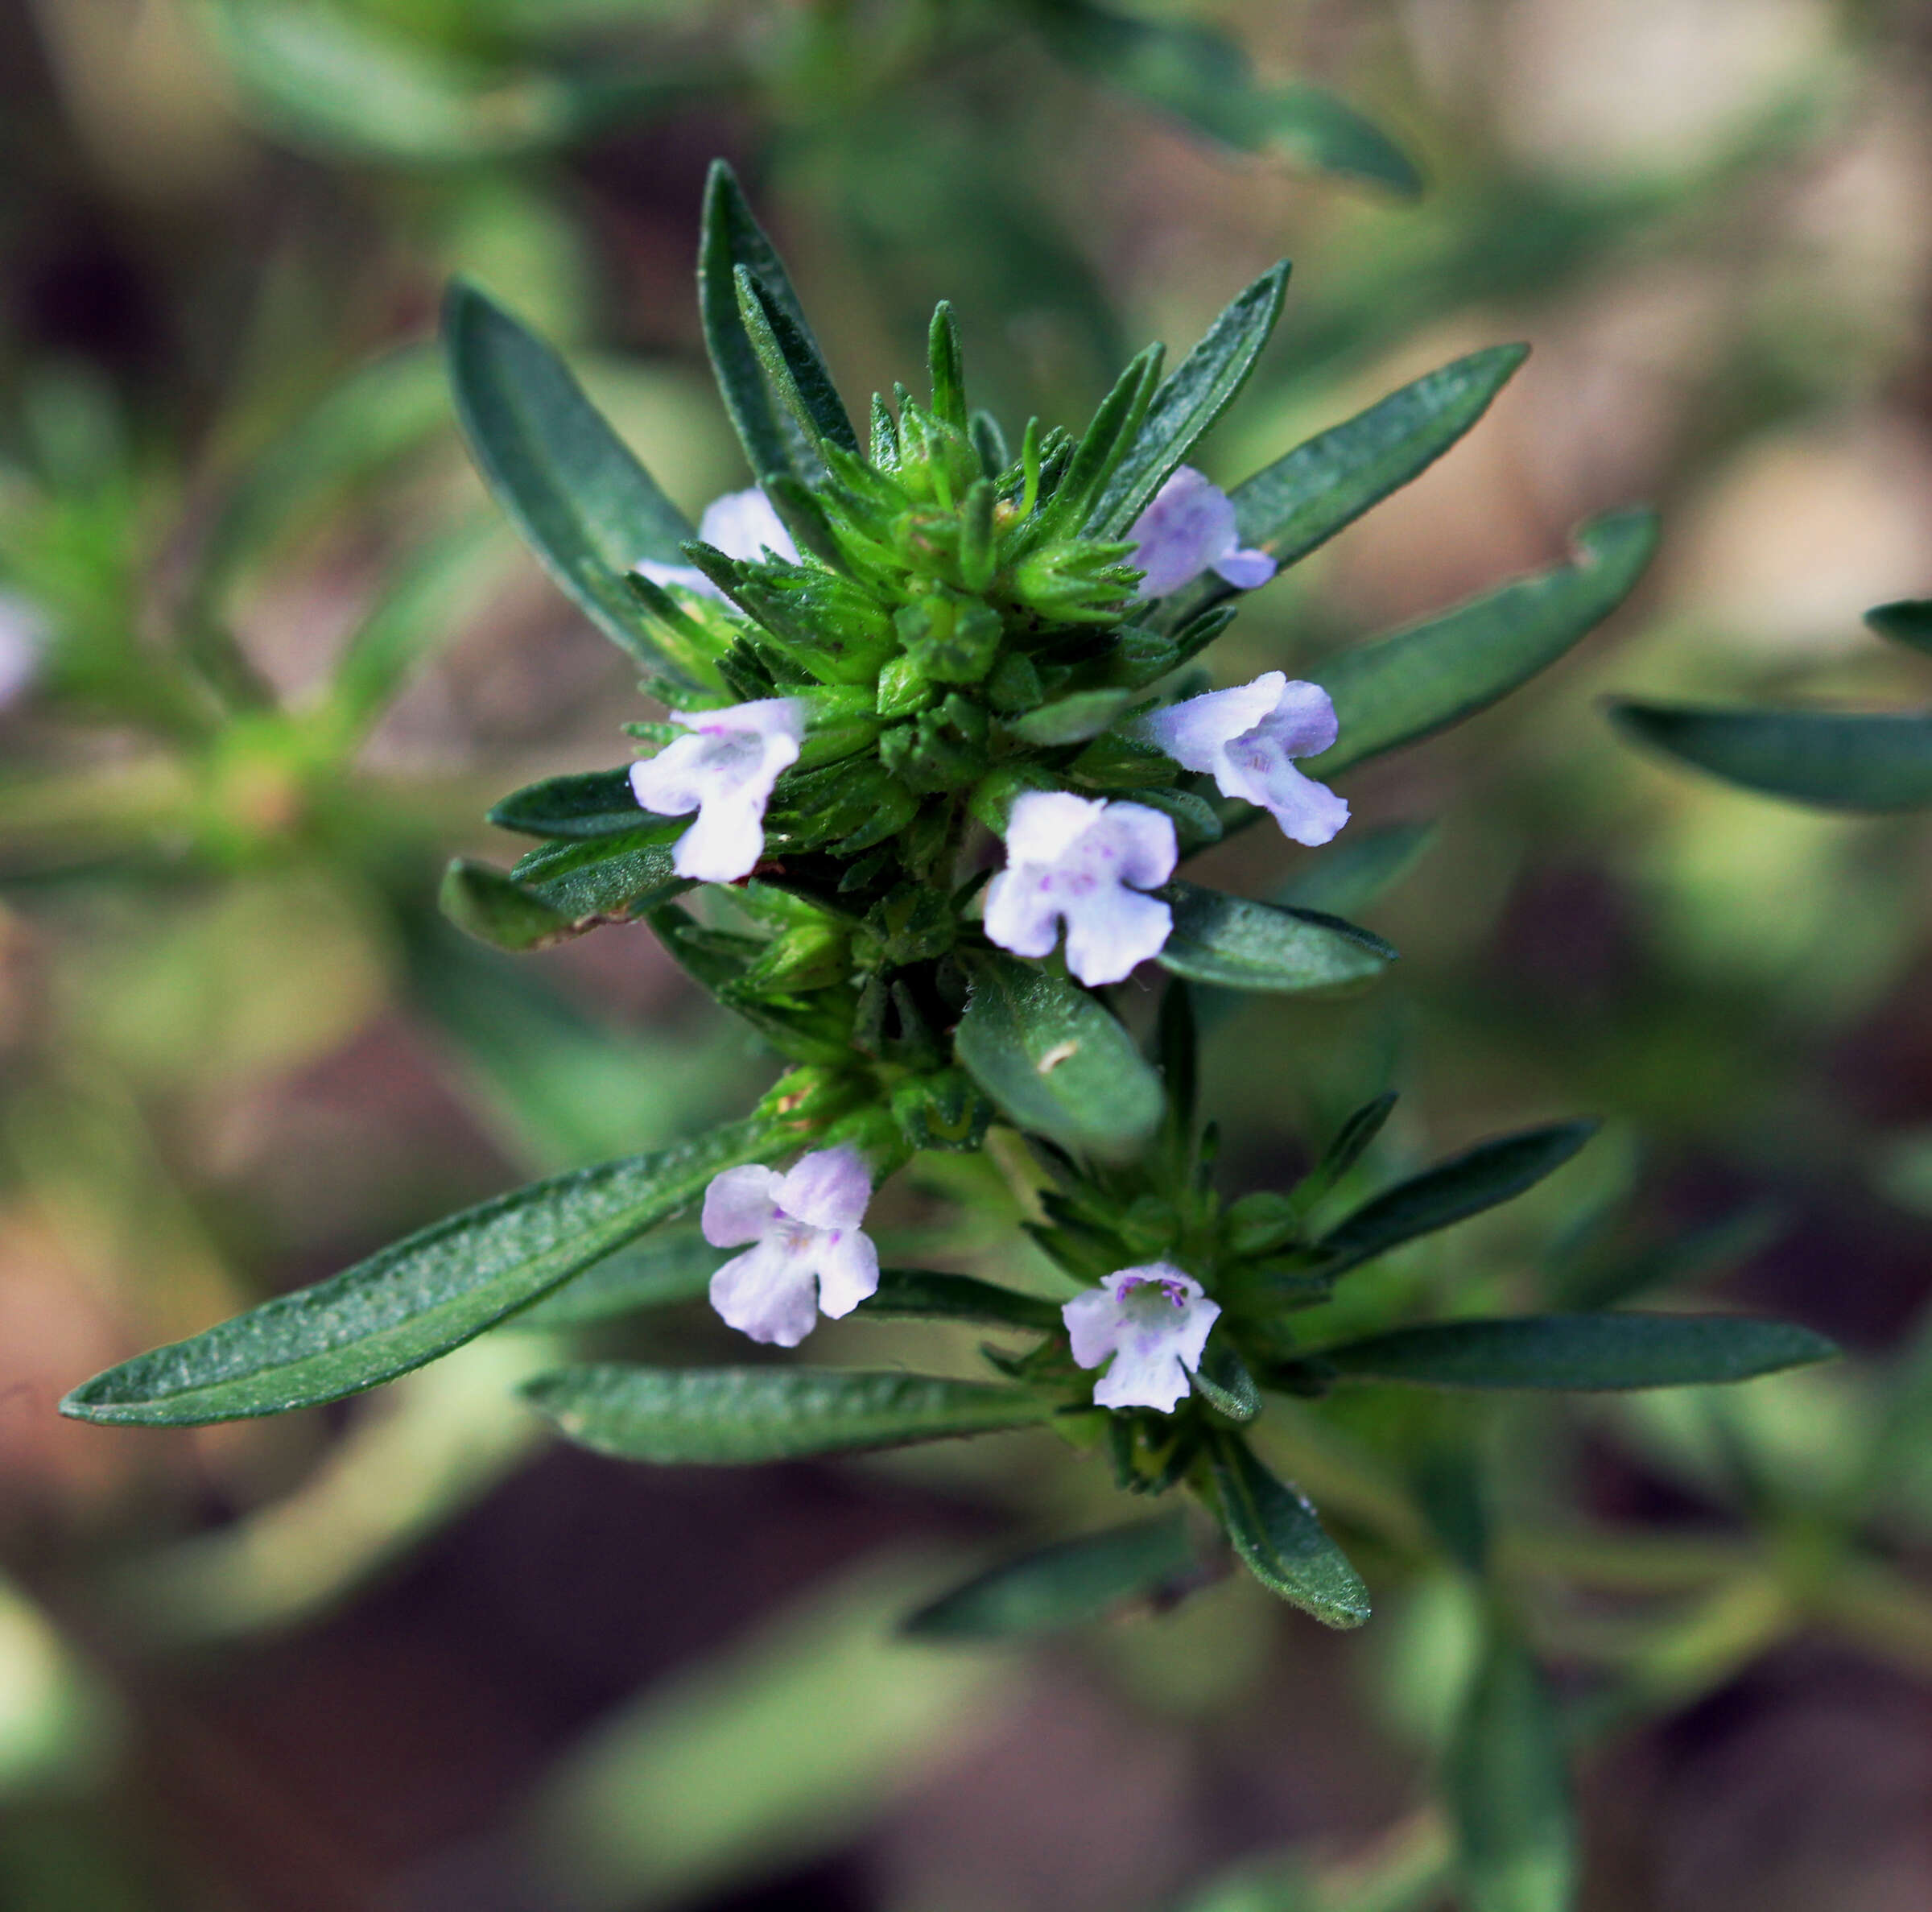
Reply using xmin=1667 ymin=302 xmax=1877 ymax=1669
xmin=902 ymin=1516 xmax=1195 ymax=1638
xmin=522 ymin=1365 xmax=1057 ymax=1464
xmin=1310 ymin=510 xmax=1658 ymax=777
xmin=444 ymin=282 xmax=693 ymax=667
xmin=1030 ymin=0 xmax=1419 ymax=195
xmin=1316 ymin=1121 xmax=1598 ymax=1277
xmin=1309 ymin=1313 xmax=1837 ymax=1390
xmin=61 ymin=1123 xmax=779 ymax=1426
xmin=1446 ymin=1633 xmax=1577 ymax=1912
xmin=955 ymin=952 xmax=1164 ymax=1161
xmin=1157 ymin=882 xmax=1396 ymax=993
xmin=489 ymin=768 xmax=645 ymax=839
xmin=1609 ymin=703 xmax=1932 ymax=811
xmin=1205 ymin=1431 xmax=1370 ymax=1627
xmin=857 ymin=1269 xmax=1064 ymax=1332
xmin=1090 ymin=263 xmax=1290 ymax=535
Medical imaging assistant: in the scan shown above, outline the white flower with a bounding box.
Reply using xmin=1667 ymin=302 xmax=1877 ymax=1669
xmin=1063 ymin=1263 xmax=1222 ymax=1413
xmin=630 ymin=695 xmax=803 ymax=882
xmin=702 ymin=1145 xmax=881 ymax=1347
xmin=634 ymin=486 xmax=800 ymax=600
xmin=1137 ymin=671 xmax=1348 ymax=848
xmin=1125 ymin=467 xmax=1275 ymax=600
xmin=0 ymin=592 xmax=47 ymax=710
xmin=982 ymin=791 xmax=1177 ymax=986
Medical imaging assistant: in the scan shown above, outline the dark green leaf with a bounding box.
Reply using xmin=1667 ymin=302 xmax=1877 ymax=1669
xmin=1446 ymin=1633 xmax=1577 ymax=1912
xmin=857 ymin=1268 xmax=1064 ymax=1332
xmin=955 ymin=952 xmax=1165 ymax=1161
xmin=506 ymin=1231 xmax=721 ymax=1329
xmin=1090 ymin=263 xmax=1290 ymax=535
xmin=1156 ymin=882 xmax=1397 ymax=993
xmin=1291 ymin=1092 xmax=1398 ymax=1214
xmin=1204 ymin=1431 xmax=1369 ymax=1627
xmin=522 ymin=1365 xmax=1057 ymax=1464
xmin=733 ymin=266 xmax=860 ymax=456
xmin=1192 ymin=1336 xmax=1261 ymax=1421
xmin=902 ymin=1516 xmax=1195 ymax=1638
xmin=60 ymin=1123 xmax=778 ymax=1426
xmin=440 ymin=857 xmax=576 ymax=952
xmin=1865 ymin=598 xmax=1932 ymax=655
xmin=1608 ymin=702 xmax=1932 ymax=811
xmin=1031 ymin=0 xmax=1418 ymax=194
xmin=1318 ymin=1121 xmax=1597 ymax=1277
xmin=1274 ymin=822 xmax=1439 ymax=916
xmin=1552 ymin=1204 xmax=1781 ymax=1311
xmin=443 ymin=282 xmax=693 ymax=670
xmin=1311 ymin=510 xmax=1657 ymax=778
xmin=489 ymin=768 xmax=642 ymax=840
xmin=510 ymin=827 xmax=690 ymax=921
xmin=1310 ymin=1313 xmax=1836 ymax=1390
xmin=1008 ymin=689 xmax=1137 ymax=745
xmin=700 ymin=162 xmax=828 ymax=489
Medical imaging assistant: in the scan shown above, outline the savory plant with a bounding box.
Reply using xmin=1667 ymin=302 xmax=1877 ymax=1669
xmin=63 ymin=163 xmax=1831 ymax=1644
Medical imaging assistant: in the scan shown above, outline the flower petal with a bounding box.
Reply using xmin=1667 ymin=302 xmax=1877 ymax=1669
xmin=1249 ymin=679 xmax=1339 ymax=758
xmin=1061 ymin=883 xmax=1173 ymax=986
xmin=1063 ymin=1287 xmax=1124 ymax=1369
xmin=697 ymin=487 xmax=800 ymax=566
xmin=628 ymin=732 xmax=714 ymax=819
xmin=1210 ymin=545 xmax=1276 ymax=591
xmin=1093 ymin=1344 xmax=1192 ymax=1413
xmin=709 ymin=1238 xmax=821 ymax=1347
xmin=1093 ymin=801 xmax=1178 ymax=892
xmin=1127 ymin=467 xmax=1239 ymax=599
xmin=671 ymin=791 xmax=769 ymax=882
xmin=982 ymin=866 xmax=1067 ymax=960
xmin=811 ymin=1228 xmax=881 ymax=1319
xmin=1002 ymin=790 xmax=1105 ymax=865
xmin=634 ymin=560 xmax=724 ymax=602
xmin=702 ymin=1165 xmax=782 ymax=1246
xmin=778 ymin=1145 xmax=873 ymax=1232
xmin=1138 ymin=673 xmax=1286 ymax=776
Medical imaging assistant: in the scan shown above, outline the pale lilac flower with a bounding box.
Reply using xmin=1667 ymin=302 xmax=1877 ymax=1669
xmin=0 ymin=592 xmax=46 ymax=710
xmin=1125 ymin=467 xmax=1275 ymax=600
xmin=702 ymin=1145 xmax=881 ymax=1347
xmin=1063 ymin=1263 xmax=1222 ymax=1413
xmin=629 ymin=695 xmax=803 ymax=882
xmin=1137 ymin=671 xmax=1349 ymax=848
xmin=982 ymin=791 xmax=1177 ymax=986
xmin=634 ymin=487 xmax=800 ymax=600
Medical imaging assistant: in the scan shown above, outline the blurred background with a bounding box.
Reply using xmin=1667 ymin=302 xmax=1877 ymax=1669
xmin=8 ymin=0 xmax=1932 ymax=1907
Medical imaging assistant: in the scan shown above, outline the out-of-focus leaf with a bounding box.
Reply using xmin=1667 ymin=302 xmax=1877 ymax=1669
xmin=1445 ymin=1632 xmax=1576 ymax=1912
xmin=700 ymin=162 xmax=829 ymax=489
xmin=443 ymin=280 xmax=693 ymax=668
xmin=1311 ymin=510 xmax=1657 ymax=778
xmin=1157 ymin=882 xmax=1396 ymax=993
xmin=1864 ymin=598 xmax=1932 ymax=654
xmin=489 ymin=768 xmax=643 ymax=839
xmin=857 ymin=1269 xmax=1063 ymax=1332
xmin=1174 ymin=1811 xmax=1453 ymax=1912
xmin=1204 ymin=1431 xmax=1369 ymax=1626
xmin=1317 ymin=1122 xmax=1597 ymax=1277
xmin=60 ymin=1122 xmax=778 ymax=1425
xmin=523 ymin=1365 xmax=1057 ymax=1464
xmin=508 ymin=1231 xmax=721 ymax=1328
xmin=440 ymin=858 xmax=579 ymax=952
xmin=1290 ymin=1092 xmax=1398 ymax=1216
xmin=1608 ymin=702 xmax=1932 ymax=811
xmin=1305 ymin=1314 xmax=1837 ymax=1391
xmin=1091 ymin=263 xmax=1290 ymax=535
xmin=955 ymin=951 xmax=1164 ymax=1161
xmin=1551 ymin=1205 xmax=1782 ymax=1311
xmin=902 ymin=1515 xmax=1195 ymax=1638
xmin=1030 ymin=0 xmax=1419 ymax=194
xmin=1275 ymin=823 xmax=1439 ymax=917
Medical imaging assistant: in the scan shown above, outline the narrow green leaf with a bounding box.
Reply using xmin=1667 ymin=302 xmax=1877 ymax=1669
xmin=902 ymin=1516 xmax=1195 ymax=1638
xmin=928 ymin=303 xmax=968 ymax=432
xmin=507 ymin=1231 xmax=721 ymax=1329
xmin=733 ymin=266 xmax=860 ymax=456
xmin=1033 ymin=345 xmax=1164 ymax=538
xmin=1552 ymin=1204 xmax=1781 ymax=1311
xmin=1318 ymin=1121 xmax=1597 ymax=1277
xmin=955 ymin=952 xmax=1165 ymax=1161
xmin=1274 ymin=821 xmax=1438 ymax=917
xmin=1223 ymin=345 xmax=1529 ymax=597
xmin=700 ymin=162 xmax=828 ymax=488
xmin=1204 ymin=1431 xmax=1369 ymax=1627
xmin=1156 ymin=882 xmax=1397 ymax=993
xmin=523 ymin=1365 xmax=1056 ymax=1464
xmin=510 ymin=827 xmax=690 ymax=921
xmin=442 ymin=282 xmax=693 ymax=669
xmin=1291 ymin=1091 xmax=1397 ymax=1214
xmin=1608 ymin=702 xmax=1932 ymax=811
xmin=489 ymin=768 xmax=642 ymax=840
xmin=857 ymin=1269 xmax=1063 ymax=1332
xmin=60 ymin=1123 xmax=779 ymax=1426
xmin=1310 ymin=1313 xmax=1837 ymax=1391
xmin=1192 ymin=1336 xmax=1261 ymax=1421
xmin=1311 ymin=510 xmax=1657 ymax=778
xmin=1030 ymin=0 xmax=1418 ymax=194
xmin=1008 ymin=688 xmax=1137 ymax=745
xmin=1091 ymin=262 xmax=1290 ymax=535
xmin=1865 ymin=597 xmax=1932 ymax=654
xmin=1446 ymin=1633 xmax=1577 ymax=1912
xmin=440 ymin=858 xmax=576 ymax=952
